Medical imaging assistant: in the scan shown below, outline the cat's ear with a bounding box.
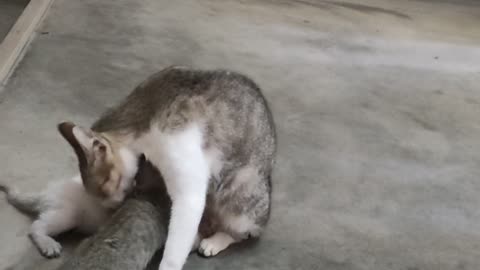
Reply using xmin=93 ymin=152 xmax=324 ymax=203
xmin=57 ymin=122 xmax=93 ymax=168
xmin=58 ymin=122 xmax=108 ymax=163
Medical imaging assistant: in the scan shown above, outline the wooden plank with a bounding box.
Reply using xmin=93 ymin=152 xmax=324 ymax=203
xmin=0 ymin=0 xmax=54 ymax=86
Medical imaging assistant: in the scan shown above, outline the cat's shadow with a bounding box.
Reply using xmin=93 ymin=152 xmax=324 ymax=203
xmin=7 ymin=231 xmax=259 ymax=270
xmin=146 ymin=238 xmax=259 ymax=270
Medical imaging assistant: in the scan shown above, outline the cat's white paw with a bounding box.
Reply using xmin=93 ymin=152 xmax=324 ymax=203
xmin=198 ymin=232 xmax=235 ymax=257
xmin=32 ymin=235 xmax=62 ymax=258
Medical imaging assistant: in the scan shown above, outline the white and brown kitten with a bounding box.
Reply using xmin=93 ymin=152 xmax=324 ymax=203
xmin=59 ymin=66 xmax=276 ymax=270
xmin=0 ymin=148 xmax=137 ymax=258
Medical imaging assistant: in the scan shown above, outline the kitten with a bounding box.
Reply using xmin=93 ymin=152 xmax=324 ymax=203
xmin=57 ymin=156 xmax=171 ymax=270
xmin=0 ymin=148 xmax=137 ymax=258
xmin=58 ymin=66 xmax=276 ymax=270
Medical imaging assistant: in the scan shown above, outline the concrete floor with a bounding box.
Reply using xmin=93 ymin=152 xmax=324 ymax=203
xmin=0 ymin=0 xmax=29 ymax=42
xmin=1 ymin=0 xmax=480 ymax=269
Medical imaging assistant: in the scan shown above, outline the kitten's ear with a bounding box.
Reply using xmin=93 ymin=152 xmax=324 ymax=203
xmin=92 ymin=138 xmax=107 ymax=160
xmin=58 ymin=122 xmax=108 ymax=163
xmin=57 ymin=122 xmax=92 ymax=168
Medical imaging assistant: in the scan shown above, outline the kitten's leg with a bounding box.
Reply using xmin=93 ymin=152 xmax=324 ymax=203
xmin=0 ymin=185 xmax=42 ymax=215
xmin=198 ymin=232 xmax=236 ymax=257
xmin=29 ymin=210 xmax=76 ymax=258
xmin=150 ymin=125 xmax=210 ymax=270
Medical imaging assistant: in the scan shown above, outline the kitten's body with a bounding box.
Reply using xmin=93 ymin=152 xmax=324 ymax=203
xmin=60 ymin=67 xmax=276 ymax=270
xmin=0 ymin=149 xmax=138 ymax=258
xmin=0 ymin=175 xmax=111 ymax=257
xmin=58 ymin=157 xmax=171 ymax=270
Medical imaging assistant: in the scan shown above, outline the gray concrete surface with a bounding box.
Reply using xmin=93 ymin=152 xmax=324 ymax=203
xmin=0 ymin=0 xmax=29 ymax=42
xmin=1 ymin=0 xmax=480 ymax=269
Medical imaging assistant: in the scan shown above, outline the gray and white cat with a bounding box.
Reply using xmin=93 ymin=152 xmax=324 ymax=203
xmin=58 ymin=66 xmax=276 ymax=270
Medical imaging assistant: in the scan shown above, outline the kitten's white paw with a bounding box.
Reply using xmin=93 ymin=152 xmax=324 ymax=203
xmin=198 ymin=232 xmax=235 ymax=257
xmin=32 ymin=236 xmax=62 ymax=258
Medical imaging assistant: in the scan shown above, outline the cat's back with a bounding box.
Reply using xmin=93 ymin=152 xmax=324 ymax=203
xmin=139 ymin=66 xmax=275 ymax=147
xmin=155 ymin=67 xmax=265 ymax=126
xmin=138 ymin=66 xmax=266 ymax=102
xmin=139 ymin=66 xmax=276 ymax=167
xmin=93 ymin=67 xmax=274 ymax=146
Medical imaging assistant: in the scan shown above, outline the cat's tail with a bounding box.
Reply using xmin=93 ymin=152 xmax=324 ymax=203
xmin=0 ymin=184 xmax=42 ymax=216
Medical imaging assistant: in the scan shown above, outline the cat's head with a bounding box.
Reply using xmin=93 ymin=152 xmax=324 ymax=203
xmin=57 ymin=122 xmax=138 ymax=209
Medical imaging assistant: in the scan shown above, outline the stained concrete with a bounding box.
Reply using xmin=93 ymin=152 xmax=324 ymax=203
xmin=1 ymin=0 xmax=480 ymax=269
xmin=0 ymin=0 xmax=30 ymax=42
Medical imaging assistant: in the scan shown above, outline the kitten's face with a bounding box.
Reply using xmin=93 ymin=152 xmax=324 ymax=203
xmin=82 ymin=144 xmax=136 ymax=209
xmin=58 ymin=122 xmax=138 ymax=209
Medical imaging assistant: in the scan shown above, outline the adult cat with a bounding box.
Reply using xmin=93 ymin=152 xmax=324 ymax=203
xmin=59 ymin=66 xmax=276 ymax=270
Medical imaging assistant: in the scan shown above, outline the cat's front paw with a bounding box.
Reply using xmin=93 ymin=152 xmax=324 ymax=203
xmin=30 ymin=235 xmax=62 ymax=258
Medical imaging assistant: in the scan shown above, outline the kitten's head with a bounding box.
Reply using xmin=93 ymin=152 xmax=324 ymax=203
xmin=58 ymin=122 xmax=138 ymax=209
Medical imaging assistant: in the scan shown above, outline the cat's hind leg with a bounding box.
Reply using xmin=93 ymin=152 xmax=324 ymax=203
xmin=198 ymin=231 xmax=236 ymax=257
xmin=223 ymin=166 xmax=271 ymax=238
xmin=197 ymin=214 xmax=261 ymax=257
xmin=198 ymin=166 xmax=271 ymax=257
xmin=29 ymin=209 xmax=76 ymax=258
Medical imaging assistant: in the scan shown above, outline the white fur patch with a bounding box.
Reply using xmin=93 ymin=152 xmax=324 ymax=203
xmin=231 ymin=166 xmax=260 ymax=190
xmin=72 ymin=126 xmax=93 ymax=149
xmin=205 ymin=147 xmax=224 ymax=180
xmin=135 ymin=123 xmax=210 ymax=270
xmin=223 ymin=214 xmax=261 ymax=238
xmin=10 ymin=175 xmax=113 ymax=257
xmin=198 ymin=232 xmax=236 ymax=257
xmin=57 ymin=176 xmax=111 ymax=233
xmin=119 ymin=147 xmax=138 ymax=180
xmin=135 ymin=123 xmax=210 ymax=197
